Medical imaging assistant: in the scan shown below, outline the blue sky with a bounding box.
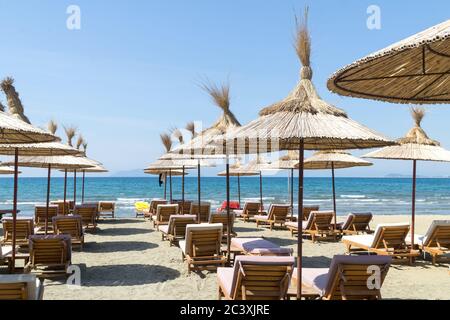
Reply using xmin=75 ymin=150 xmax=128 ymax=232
xmin=0 ymin=1 xmax=449 ymax=177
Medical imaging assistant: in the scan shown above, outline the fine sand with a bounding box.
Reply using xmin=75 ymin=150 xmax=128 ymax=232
xmin=1 ymin=214 xmax=449 ymax=300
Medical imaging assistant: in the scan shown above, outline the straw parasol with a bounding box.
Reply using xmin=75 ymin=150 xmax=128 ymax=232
xmin=217 ymin=159 xmax=259 ymax=207
xmin=163 ymin=80 xmax=242 ymax=258
xmin=0 ymin=165 xmax=20 ymax=174
xmin=213 ymin=8 xmax=394 ymax=299
xmin=302 ymin=150 xmax=372 ymax=224
xmin=3 ymin=155 xmax=96 ymax=234
xmin=327 ymin=19 xmax=450 ymax=104
xmin=363 ymin=107 xmax=450 ymax=249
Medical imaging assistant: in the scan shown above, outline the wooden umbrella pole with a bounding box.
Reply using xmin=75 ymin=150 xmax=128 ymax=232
xmin=331 ymin=162 xmax=337 ymax=229
xmin=411 ymin=160 xmax=417 ymax=249
xmin=259 ymin=171 xmax=263 ymax=211
xmin=182 ymin=165 xmax=185 ymax=213
xmin=237 ymin=173 xmax=241 ymax=209
xmin=297 ymin=139 xmax=304 ymax=300
xmin=45 ymin=164 xmax=51 ymax=235
xmin=290 ymin=168 xmax=294 ymax=218
xmin=63 ymin=169 xmax=67 ymax=215
xmin=169 ymin=169 xmax=173 ymax=202
xmin=197 ymin=160 xmax=201 ymax=223
xmin=226 ymin=155 xmax=231 ymax=264
xmin=164 ymin=174 xmax=167 ymax=200
xmin=74 ymin=169 xmax=77 ymax=206
xmin=11 ymin=147 xmax=19 ymax=273
xmin=82 ymin=170 xmax=86 ymax=203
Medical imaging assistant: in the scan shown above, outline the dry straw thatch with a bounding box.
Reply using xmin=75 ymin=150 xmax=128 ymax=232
xmin=328 ymin=19 xmax=450 ymax=104
xmin=2 ymin=155 xmax=97 ymax=170
xmin=268 ymin=150 xmax=300 ymax=169
xmin=166 ymin=79 xmax=241 ymax=158
xmin=64 ymin=126 xmax=77 ymax=147
xmin=302 ymin=150 xmax=372 ymax=170
xmin=0 ymin=165 xmax=20 ymax=174
xmin=363 ymin=108 xmax=450 ymax=162
xmin=0 ymin=141 xmax=82 ymax=156
xmin=0 ymin=111 xmax=57 ymax=144
xmin=47 ymin=120 xmax=58 ymax=135
xmin=76 ymin=135 xmax=84 ymax=150
xmin=186 ymin=122 xmax=196 ymax=138
xmin=217 ymin=159 xmax=259 ymax=177
xmin=0 ymin=77 xmax=31 ymax=124
xmin=216 ymin=10 xmax=393 ymax=153
xmin=64 ymin=163 xmax=108 ymax=173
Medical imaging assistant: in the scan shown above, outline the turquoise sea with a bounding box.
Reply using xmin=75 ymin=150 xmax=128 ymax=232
xmin=1 ymin=177 xmax=450 ymax=218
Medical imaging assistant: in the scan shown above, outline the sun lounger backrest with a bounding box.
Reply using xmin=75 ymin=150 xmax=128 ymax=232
xmin=74 ymin=205 xmax=97 ymax=225
xmin=184 ymin=223 xmax=222 ymax=257
xmin=190 ymin=202 xmax=211 ymax=222
xmin=1 ymin=218 xmax=34 ymax=244
xmin=52 ymin=215 xmax=83 ymax=238
xmin=269 ymin=205 xmax=290 ymax=221
xmin=29 ymin=235 xmax=72 ymax=266
xmin=34 ymin=205 xmax=59 ymax=226
xmin=323 ymin=255 xmax=391 ymax=300
xmin=0 ymin=274 xmax=39 ymax=300
xmin=156 ymin=204 xmax=178 ymax=223
xmin=167 ymin=215 xmax=197 ymax=237
xmin=50 ymin=201 xmax=70 ymax=215
xmin=421 ymin=220 xmax=450 ymax=247
xmin=230 ymin=255 xmax=295 ymax=300
xmin=303 ymin=206 xmax=319 ymax=221
xmin=98 ymin=201 xmax=115 ymax=211
xmin=371 ymin=223 xmax=410 ymax=249
xmin=209 ymin=213 xmax=234 ymax=234
xmin=342 ymin=213 xmax=372 ymax=231
xmin=150 ymin=199 xmax=168 ymax=213
xmin=244 ymin=202 xmax=261 ymax=215
xmin=305 ymin=211 xmax=334 ymax=230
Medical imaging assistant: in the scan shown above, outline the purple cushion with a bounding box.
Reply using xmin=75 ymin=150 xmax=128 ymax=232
xmin=231 ymin=238 xmax=279 ymax=252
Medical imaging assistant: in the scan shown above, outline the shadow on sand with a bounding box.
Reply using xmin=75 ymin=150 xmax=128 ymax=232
xmin=97 ymin=227 xmax=153 ymax=236
xmin=76 ymin=264 xmax=180 ymax=286
xmin=83 ymin=241 xmax=158 ymax=253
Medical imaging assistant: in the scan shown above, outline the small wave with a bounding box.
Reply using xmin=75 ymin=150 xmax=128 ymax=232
xmin=340 ymin=195 xmax=366 ymax=199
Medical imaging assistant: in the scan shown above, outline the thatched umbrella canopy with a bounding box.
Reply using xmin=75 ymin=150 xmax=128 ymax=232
xmin=0 ymin=111 xmax=56 ymax=144
xmin=213 ymin=9 xmax=394 ymax=299
xmin=217 ymin=159 xmax=259 ymax=207
xmin=0 ymin=165 xmax=20 ymax=174
xmin=328 ymin=19 xmax=450 ymax=104
xmin=3 ymin=155 xmax=95 ymax=234
xmin=1 ymin=77 xmax=31 ymax=124
xmin=363 ymin=107 xmax=450 ymax=249
xmin=164 ymin=81 xmax=241 ymax=234
xmin=301 ymin=150 xmax=372 ymax=223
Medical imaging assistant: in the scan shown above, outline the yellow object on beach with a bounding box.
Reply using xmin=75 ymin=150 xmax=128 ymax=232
xmin=134 ymin=202 xmax=150 ymax=211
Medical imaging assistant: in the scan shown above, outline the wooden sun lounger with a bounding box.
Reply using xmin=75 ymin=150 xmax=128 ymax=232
xmin=98 ymin=201 xmax=115 ymax=218
xmin=34 ymin=205 xmax=59 ymax=233
xmin=50 ymin=201 xmax=70 ymax=216
xmin=52 ymin=215 xmax=84 ymax=250
xmin=230 ymin=237 xmax=293 ymax=256
xmin=217 ymin=255 xmax=295 ymax=300
xmin=291 ymin=255 xmax=392 ymax=300
xmin=255 ymin=204 xmax=291 ymax=230
xmin=342 ymin=223 xmax=420 ymax=265
xmin=209 ymin=212 xmax=236 ymax=240
xmin=234 ymin=202 xmax=261 ymax=222
xmin=171 ymin=200 xmax=193 ymax=214
xmin=190 ymin=202 xmax=211 ymax=223
xmin=337 ymin=213 xmax=373 ymax=235
xmin=151 ymin=204 xmax=178 ymax=229
xmin=302 ymin=206 xmax=320 ymax=221
xmin=159 ymin=214 xmax=197 ymax=246
xmin=409 ymin=220 xmax=450 ymax=264
xmin=287 ymin=211 xmax=338 ymax=242
xmin=179 ymin=223 xmax=226 ymax=273
xmin=1 ymin=217 xmax=35 ymax=247
xmin=74 ymin=205 xmax=98 ymax=231
xmin=25 ymin=235 xmax=72 ymax=279
xmin=0 ymin=274 xmax=44 ymax=300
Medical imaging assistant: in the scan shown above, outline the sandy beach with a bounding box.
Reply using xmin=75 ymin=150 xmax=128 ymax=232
xmin=2 ymin=214 xmax=447 ymax=300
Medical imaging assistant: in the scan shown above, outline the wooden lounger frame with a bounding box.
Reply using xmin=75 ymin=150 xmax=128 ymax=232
xmin=304 ymin=212 xmax=338 ymax=242
xmin=2 ymin=219 xmax=33 ymax=247
xmin=255 ymin=205 xmax=290 ymax=231
xmin=238 ymin=202 xmax=261 ymax=223
xmin=25 ymin=238 xmax=70 ymax=279
xmin=343 ymin=225 xmax=420 ymax=265
xmin=53 ymin=218 xmax=84 ymax=250
xmin=0 ymin=280 xmax=44 ymax=300
xmin=420 ymin=225 xmax=450 ymax=265
xmin=190 ymin=203 xmax=211 ymax=223
xmin=340 ymin=213 xmax=374 ymax=235
xmin=163 ymin=218 xmax=197 ymax=246
xmin=183 ymin=228 xmax=226 ymax=274
xmin=74 ymin=206 xmax=97 ymax=231
xmin=219 ymin=265 xmax=292 ymax=300
xmin=34 ymin=206 xmax=58 ymax=231
xmin=152 ymin=205 xmax=178 ymax=230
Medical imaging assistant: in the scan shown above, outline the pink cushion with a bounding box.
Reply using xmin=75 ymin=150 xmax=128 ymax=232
xmin=217 ymin=267 xmax=234 ymax=297
xmin=254 ymin=215 xmax=268 ymax=221
xmin=159 ymin=225 xmax=169 ymax=234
